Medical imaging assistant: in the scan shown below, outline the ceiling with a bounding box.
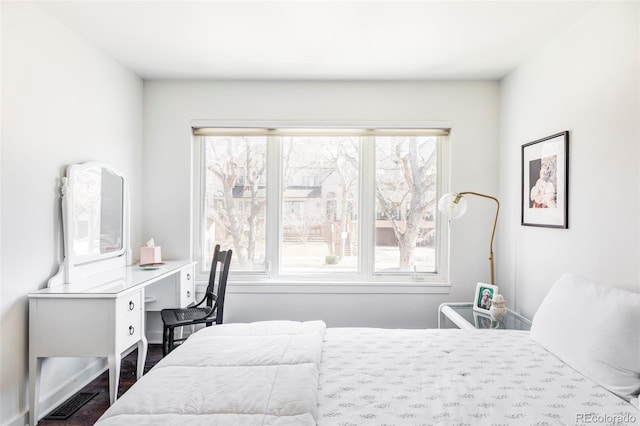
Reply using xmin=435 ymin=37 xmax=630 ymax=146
xmin=37 ymin=1 xmax=597 ymax=81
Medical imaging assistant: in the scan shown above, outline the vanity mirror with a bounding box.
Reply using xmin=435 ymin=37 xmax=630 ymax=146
xmin=49 ymin=162 xmax=131 ymax=287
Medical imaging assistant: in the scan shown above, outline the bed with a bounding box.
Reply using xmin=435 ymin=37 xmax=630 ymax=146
xmin=96 ymin=274 xmax=640 ymax=425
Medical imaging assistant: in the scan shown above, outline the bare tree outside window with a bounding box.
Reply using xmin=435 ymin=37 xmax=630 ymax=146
xmin=375 ymin=136 xmax=437 ymax=272
xmin=204 ymin=136 xmax=267 ymax=271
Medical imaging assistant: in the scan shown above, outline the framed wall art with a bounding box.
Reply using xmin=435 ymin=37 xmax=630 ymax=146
xmin=521 ymin=131 xmax=569 ymax=228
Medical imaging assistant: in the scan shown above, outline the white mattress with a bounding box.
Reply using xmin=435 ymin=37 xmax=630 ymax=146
xmin=97 ymin=322 xmax=640 ymax=425
xmin=317 ymin=328 xmax=639 ymax=425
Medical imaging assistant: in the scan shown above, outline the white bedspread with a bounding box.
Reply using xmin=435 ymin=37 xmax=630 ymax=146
xmin=317 ymin=328 xmax=639 ymax=425
xmin=96 ymin=320 xmax=326 ymax=426
xmin=97 ymin=322 xmax=639 ymax=426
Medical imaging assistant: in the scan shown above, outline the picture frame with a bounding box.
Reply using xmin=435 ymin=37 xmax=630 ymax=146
xmin=521 ymin=131 xmax=569 ymax=228
xmin=473 ymin=282 xmax=499 ymax=313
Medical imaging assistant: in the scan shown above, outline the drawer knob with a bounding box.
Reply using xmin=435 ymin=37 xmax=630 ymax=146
xmin=129 ymin=325 xmax=135 ymax=336
xmin=187 ymin=290 xmax=191 ymax=298
xmin=129 ymin=301 xmax=135 ymax=310
xmin=186 ymin=273 xmax=191 ymax=280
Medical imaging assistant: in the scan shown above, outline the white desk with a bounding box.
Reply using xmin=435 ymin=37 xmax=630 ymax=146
xmin=28 ymin=260 xmax=196 ymax=425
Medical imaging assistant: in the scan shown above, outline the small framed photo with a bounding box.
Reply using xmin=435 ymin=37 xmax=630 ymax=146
xmin=521 ymin=131 xmax=569 ymax=228
xmin=473 ymin=282 xmax=499 ymax=313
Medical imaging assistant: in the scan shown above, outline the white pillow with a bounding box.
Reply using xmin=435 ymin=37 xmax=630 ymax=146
xmin=530 ymin=273 xmax=640 ymax=400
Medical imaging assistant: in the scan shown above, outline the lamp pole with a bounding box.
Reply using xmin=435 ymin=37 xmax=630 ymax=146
xmin=443 ymin=191 xmax=500 ymax=285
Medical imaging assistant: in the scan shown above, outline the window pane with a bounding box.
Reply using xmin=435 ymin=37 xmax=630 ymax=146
xmin=204 ymin=136 xmax=267 ymax=272
xmin=374 ymin=136 xmax=437 ymax=273
xmin=281 ymin=136 xmax=359 ymax=273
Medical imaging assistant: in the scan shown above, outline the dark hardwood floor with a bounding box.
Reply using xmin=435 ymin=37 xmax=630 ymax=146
xmin=38 ymin=344 xmax=163 ymax=426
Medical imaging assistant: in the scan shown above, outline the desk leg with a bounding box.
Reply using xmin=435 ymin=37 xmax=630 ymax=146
xmin=29 ymin=356 xmax=42 ymax=426
xmin=107 ymin=353 xmax=121 ymax=404
xmin=137 ymin=287 xmax=148 ymax=379
xmin=29 ymin=297 xmax=41 ymax=426
xmin=136 ymin=336 xmax=148 ymax=379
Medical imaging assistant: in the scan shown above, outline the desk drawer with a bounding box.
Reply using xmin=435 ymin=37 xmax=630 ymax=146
xmin=116 ymin=291 xmax=142 ymax=351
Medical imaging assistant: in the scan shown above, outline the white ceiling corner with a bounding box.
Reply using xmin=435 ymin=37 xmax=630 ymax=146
xmin=35 ymin=0 xmax=597 ymax=81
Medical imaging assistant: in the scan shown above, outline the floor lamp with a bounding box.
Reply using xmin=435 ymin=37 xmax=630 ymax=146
xmin=438 ymin=192 xmax=500 ymax=285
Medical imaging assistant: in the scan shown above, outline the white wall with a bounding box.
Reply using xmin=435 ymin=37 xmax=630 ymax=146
xmin=0 ymin=2 xmax=143 ymax=424
xmin=143 ymin=80 xmax=500 ymax=328
xmin=498 ymin=2 xmax=640 ymax=319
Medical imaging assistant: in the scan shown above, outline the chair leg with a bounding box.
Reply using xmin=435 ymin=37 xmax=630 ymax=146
xmin=162 ymin=324 xmax=168 ymax=357
xmin=167 ymin=326 xmax=175 ymax=354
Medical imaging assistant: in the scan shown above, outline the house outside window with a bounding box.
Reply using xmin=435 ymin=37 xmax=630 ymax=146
xmin=193 ymin=123 xmax=450 ymax=286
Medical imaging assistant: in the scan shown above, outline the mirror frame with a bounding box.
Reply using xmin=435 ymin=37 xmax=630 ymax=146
xmin=49 ymin=162 xmax=132 ymax=287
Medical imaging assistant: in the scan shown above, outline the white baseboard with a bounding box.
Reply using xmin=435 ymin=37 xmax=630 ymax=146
xmin=146 ymin=330 xmax=162 ymax=344
xmin=3 ymin=410 xmax=29 ymax=426
xmin=5 ymin=344 xmax=143 ymax=426
xmin=39 ymin=358 xmax=108 ymax=421
xmin=2 ymin=358 xmax=107 ymax=426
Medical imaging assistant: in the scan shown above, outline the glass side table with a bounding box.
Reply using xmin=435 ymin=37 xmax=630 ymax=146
xmin=438 ymin=302 xmax=532 ymax=331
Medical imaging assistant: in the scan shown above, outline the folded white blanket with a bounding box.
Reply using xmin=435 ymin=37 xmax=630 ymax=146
xmin=97 ymin=413 xmax=316 ymax=425
xmin=96 ymin=320 xmax=326 ymax=425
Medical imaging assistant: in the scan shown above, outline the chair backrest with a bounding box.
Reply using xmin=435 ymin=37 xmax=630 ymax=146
xmin=205 ymin=244 xmax=232 ymax=324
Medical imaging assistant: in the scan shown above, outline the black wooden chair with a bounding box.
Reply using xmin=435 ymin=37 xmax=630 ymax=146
xmin=161 ymin=245 xmax=232 ymax=356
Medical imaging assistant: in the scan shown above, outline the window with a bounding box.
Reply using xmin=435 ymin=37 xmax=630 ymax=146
xmin=281 ymin=136 xmax=359 ymax=273
xmin=193 ymin=124 xmax=449 ymax=285
xmin=374 ymin=136 xmax=437 ymax=274
xmin=201 ymin=135 xmax=267 ymax=272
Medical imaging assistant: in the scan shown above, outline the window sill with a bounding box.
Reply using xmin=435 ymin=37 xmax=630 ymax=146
xmin=196 ymin=280 xmax=451 ymax=294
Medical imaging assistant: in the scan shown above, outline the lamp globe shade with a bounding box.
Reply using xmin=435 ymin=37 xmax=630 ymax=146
xmin=438 ymin=192 xmax=468 ymax=220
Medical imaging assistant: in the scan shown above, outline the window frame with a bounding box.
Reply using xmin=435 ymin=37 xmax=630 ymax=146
xmin=192 ymin=120 xmax=452 ymax=293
